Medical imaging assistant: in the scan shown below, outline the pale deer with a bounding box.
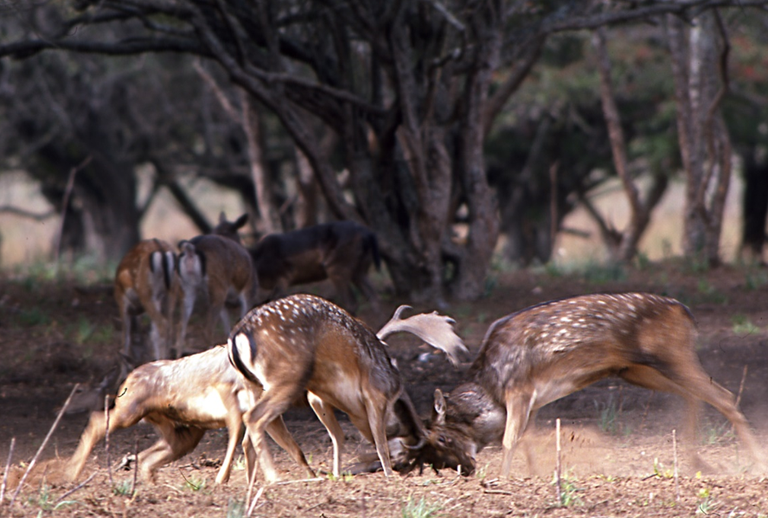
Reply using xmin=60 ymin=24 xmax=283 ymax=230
xmin=403 ymin=293 xmax=765 ymax=477
xmin=64 ymin=345 xmax=314 ymax=485
xmin=176 ymin=234 xmax=258 ymax=351
xmin=114 ymin=239 xmax=178 ymax=361
xmin=246 ymin=220 xmax=381 ymax=314
xmin=65 ymin=304 xmax=462 ymax=484
xmin=227 ymin=294 xmax=466 ymax=483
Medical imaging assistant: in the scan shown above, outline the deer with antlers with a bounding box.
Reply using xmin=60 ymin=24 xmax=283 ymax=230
xmin=227 ymin=294 xmax=466 ymax=483
xmin=401 ymin=293 xmax=765 ymax=477
xmin=65 ymin=301 xmax=462 ymax=484
xmin=114 ymin=239 xmax=178 ymax=361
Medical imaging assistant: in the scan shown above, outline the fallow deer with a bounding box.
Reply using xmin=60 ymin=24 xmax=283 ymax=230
xmin=176 ymin=233 xmax=258 ymax=351
xmin=65 ymin=303 xmax=462 ymax=484
xmin=114 ymin=239 xmax=177 ymax=361
xmin=211 ymin=211 xmax=249 ymax=244
xmin=246 ymin=220 xmax=381 ymax=314
xmin=403 ymin=293 xmax=764 ymax=477
xmin=227 ymin=294 xmax=466 ymax=483
xmin=64 ymin=345 xmax=314 ymax=485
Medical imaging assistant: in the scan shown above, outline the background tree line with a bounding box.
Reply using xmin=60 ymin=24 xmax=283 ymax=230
xmin=0 ymin=0 xmax=767 ymax=303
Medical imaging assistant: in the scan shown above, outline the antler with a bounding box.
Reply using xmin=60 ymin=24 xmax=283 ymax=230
xmin=377 ymin=305 xmax=467 ymax=365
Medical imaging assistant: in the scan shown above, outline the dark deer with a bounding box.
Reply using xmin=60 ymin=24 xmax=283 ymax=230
xmin=404 ymin=293 xmax=764 ymax=477
xmin=176 ymin=233 xmax=258 ymax=350
xmin=227 ymin=294 xmax=466 ymax=483
xmin=65 ymin=303 xmax=462 ymax=484
xmin=247 ymin=220 xmax=381 ymax=314
xmin=114 ymin=239 xmax=178 ymax=361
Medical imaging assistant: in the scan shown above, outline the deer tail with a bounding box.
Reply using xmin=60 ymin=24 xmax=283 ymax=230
xmin=226 ymin=328 xmax=260 ymax=384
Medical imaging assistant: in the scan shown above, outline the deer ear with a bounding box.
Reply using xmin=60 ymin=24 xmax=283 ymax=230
xmin=235 ymin=214 xmax=249 ymax=228
xmin=433 ymin=389 xmax=446 ymax=425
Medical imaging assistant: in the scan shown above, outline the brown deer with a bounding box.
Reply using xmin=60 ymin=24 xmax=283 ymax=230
xmin=246 ymin=220 xmax=381 ymax=314
xmin=403 ymin=293 xmax=765 ymax=477
xmin=114 ymin=239 xmax=178 ymax=361
xmin=65 ymin=304 xmax=462 ymax=484
xmin=211 ymin=211 xmax=249 ymax=244
xmin=227 ymin=294 xmax=466 ymax=483
xmin=64 ymin=345 xmax=314 ymax=485
xmin=176 ymin=233 xmax=258 ymax=351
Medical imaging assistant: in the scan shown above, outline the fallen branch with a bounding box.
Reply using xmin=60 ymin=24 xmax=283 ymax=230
xmin=54 ymin=471 xmax=98 ymax=504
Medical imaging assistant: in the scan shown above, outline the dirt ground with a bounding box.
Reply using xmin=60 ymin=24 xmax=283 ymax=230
xmin=2 ymin=260 xmax=768 ymax=517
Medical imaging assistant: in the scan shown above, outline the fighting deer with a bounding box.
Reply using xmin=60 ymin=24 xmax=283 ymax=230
xmin=114 ymin=239 xmax=178 ymax=361
xmin=64 ymin=345 xmax=314 ymax=485
xmin=246 ymin=220 xmax=381 ymax=314
xmin=65 ymin=304 xmax=461 ymax=484
xmin=227 ymin=294 xmax=466 ymax=483
xmin=403 ymin=293 xmax=765 ymax=477
xmin=176 ymin=233 xmax=258 ymax=351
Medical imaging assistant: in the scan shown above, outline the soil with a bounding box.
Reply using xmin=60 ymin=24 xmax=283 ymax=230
xmin=2 ymin=260 xmax=768 ymax=517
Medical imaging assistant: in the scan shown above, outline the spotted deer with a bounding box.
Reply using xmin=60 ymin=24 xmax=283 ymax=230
xmin=246 ymin=220 xmax=381 ymax=314
xmin=403 ymin=293 xmax=764 ymax=477
xmin=65 ymin=304 xmax=462 ymax=484
xmin=176 ymin=233 xmax=258 ymax=351
xmin=114 ymin=239 xmax=178 ymax=361
xmin=227 ymin=294 xmax=466 ymax=483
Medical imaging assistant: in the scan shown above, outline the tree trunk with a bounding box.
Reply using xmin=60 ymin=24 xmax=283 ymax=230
xmin=740 ymin=150 xmax=768 ymax=262
xmin=666 ymin=11 xmax=731 ymax=266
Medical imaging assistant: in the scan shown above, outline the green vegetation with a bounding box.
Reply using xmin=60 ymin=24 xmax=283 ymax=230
xmin=401 ymin=497 xmax=442 ymax=518
xmin=731 ymin=314 xmax=761 ymax=336
xmin=553 ymin=472 xmax=584 ymax=507
xmin=112 ymin=478 xmax=134 ymax=497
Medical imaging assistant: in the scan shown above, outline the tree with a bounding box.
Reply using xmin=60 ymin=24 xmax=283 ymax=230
xmin=2 ymin=1 xmax=767 ymax=295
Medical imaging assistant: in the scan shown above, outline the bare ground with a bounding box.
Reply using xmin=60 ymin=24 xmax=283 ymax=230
xmin=2 ymin=260 xmax=768 ymax=517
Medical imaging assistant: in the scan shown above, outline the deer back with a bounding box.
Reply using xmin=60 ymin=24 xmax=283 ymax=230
xmin=181 ymin=234 xmax=258 ymax=303
xmin=228 ymin=295 xmax=401 ymax=403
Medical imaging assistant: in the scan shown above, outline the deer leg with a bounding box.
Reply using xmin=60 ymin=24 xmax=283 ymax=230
xmin=307 ymin=392 xmax=345 ymax=478
xmin=363 ymin=395 xmax=392 ymax=477
xmin=500 ymin=390 xmax=535 ymax=478
xmin=119 ymin=302 xmax=133 ymax=358
xmin=138 ymin=423 xmax=206 ymax=483
xmin=631 ymin=363 xmax=765 ymax=470
xmin=619 ymin=365 xmax=718 ymax=471
xmin=243 ymin=384 xmax=301 ymax=484
xmin=66 ymin=403 xmax=145 ymax=482
xmin=178 ymin=286 xmax=196 ymax=354
xmin=215 ymin=414 xmax=246 ymax=484
xmin=265 ymin=416 xmax=316 ymax=478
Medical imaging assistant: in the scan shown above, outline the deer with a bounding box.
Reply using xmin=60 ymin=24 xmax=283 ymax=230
xmin=65 ymin=303 xmax=462 ymax=485
xmin=227 ymin=294 xmax=467 ymax=483
xmin=64 ymin=345 xmax=314 ymax=485
xmin=176 ymin=232 xmax=258 ymax=352
xmin=402 ymin=293 xmax=765 ymax=477
xmin=244 ymin=219 xmax=382 ymax=314
xmin=114 ymin=239 xmax=178 ymax=361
